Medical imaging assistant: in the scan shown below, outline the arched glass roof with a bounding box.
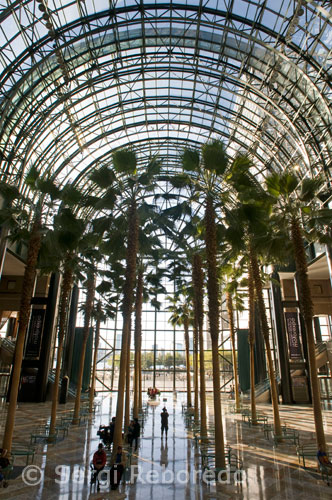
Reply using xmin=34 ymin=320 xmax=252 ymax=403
xmin=0 ymin=0 xmax=332 ymax=195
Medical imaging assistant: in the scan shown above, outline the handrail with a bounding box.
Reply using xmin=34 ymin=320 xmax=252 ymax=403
xmin=243 ymin=375 xmax=280 ymax=397
xmin=0 ymin=338 xmax=16 ymax=351
xmin=315 ymin=342 xmax=327 ymax=355
xmin=47 ymin=369 xmax=76 ymax=397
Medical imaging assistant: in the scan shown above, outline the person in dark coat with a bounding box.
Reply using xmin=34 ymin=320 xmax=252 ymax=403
xmin=132 ymin=418 xmax=141 ymax=450
xmin=161 ymin=407 xmax=169 ymax=440
xmin=110 ymin=446 xmax=125 ymax=490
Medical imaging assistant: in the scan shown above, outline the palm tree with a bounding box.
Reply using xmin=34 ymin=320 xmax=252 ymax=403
xmin=111 ymin=151 xmax=162 ymax=455
xmin=175 ymin=140 xmax=229 ymax=469
xmin=49 ymin=256 xmax=74 ymax=437
xmin=221 ymin=263 xmax=246 ymax=413
xmin=225 ymin=157 xmax=286 ymax=437
xmin=132 ymin=253 xmax=165 ymax=418
xmin=265 ymin=172 xmax=332 ymax=451
xmin=72 ymin=267 xmax=96 ymax=424
xmin=39 ymin=206 xmax=88 ymax=439
xmin=133 ymin=266 xmax=143 ymax=419
xmin=167 ymin=293 xmax=194 ymax=408
xmin=192 ymin=253 xmax=207 ymax=434
xmin=0 ymin=168 xmax=64 ymax=452
xmin=89 ymin=301 xmax=105 ymax=413
xmin=165 ymin=253 xmax=199 ymax=416
xmin=248 ymin=259 xmax=257 ymax=424
xmin=249 ymin=240 xmax=282 ymax=436
xmin=113 ymin=195 xmax=138 ymax=450
xmin=124 ymin=318 xmax=132 ymax=432
xmin=126 ymin=207 xmax=164 ymax=425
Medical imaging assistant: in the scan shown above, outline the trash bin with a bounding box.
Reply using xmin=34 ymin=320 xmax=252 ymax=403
xmin=59 ymin=375 xmax=69 ymax=404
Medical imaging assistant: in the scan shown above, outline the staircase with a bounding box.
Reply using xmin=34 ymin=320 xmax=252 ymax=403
xmin=243 ymin=376 xmax=281 ymax=403
xmin=315 ymin=341 xmax=332 ymax=370
xmin=0 ymin=338 xmax=15 ymax=365
xmin=47 ymin=370 xmax=76 ymax=400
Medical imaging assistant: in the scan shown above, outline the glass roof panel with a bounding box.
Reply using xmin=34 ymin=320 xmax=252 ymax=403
xmin=0 ymin=0 xmax=331 ymax=199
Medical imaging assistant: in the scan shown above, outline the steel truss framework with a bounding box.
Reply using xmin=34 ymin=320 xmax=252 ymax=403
xmin=2 ymin=0 xmax=322 ymax=391
xmin=0 ymin=0 xmax=331 ymax=196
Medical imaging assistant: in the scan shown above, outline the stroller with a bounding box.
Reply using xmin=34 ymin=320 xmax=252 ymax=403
xmin=97 ymin=425 xmax=112 ymax=448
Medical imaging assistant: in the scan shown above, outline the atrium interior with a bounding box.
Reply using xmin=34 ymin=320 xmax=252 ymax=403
xmin=0 ymin=1 xmax=332 ymax=499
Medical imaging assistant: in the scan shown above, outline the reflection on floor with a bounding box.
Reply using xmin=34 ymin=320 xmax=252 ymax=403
xmin=0 ymin=392 xmax=331 ymax=499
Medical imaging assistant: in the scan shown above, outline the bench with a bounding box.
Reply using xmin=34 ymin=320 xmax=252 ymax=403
xmin=296 ymin=444 xmax=318 ymax=468
xmin=242 ymin=410 xmax=267 ymax=426
xmin=248 ymin=414 xmax=268 ymax=426
xmin=229 ymin=404 xmax=248 ymax=414
xmin=203 ymin=452 xmax=243 ymax=482
xmin=273 ymin=427 xmax=299 ymax=447
xmin=194 ymin=433 xmax=214 ymax=446
xmin=11 ymin=446 xmax=35 ymax=465
xmin=55 ymin=422 xmax=70 ymax=438
xmin=61 ymin=414 xmax=85 ymax=426
xmin=263 ymin=423 xmax=273 ymax=440
xmin=201 ymin=445 xmax=232 ymax=470
xmin=241 ymin=409 xmax=251 ymax=422
xmin=30 ymin=426 xmax=58 ymax=445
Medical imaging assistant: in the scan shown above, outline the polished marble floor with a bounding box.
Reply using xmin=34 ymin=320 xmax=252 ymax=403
xmin=0 ymin=392 xmax=331 ymax=499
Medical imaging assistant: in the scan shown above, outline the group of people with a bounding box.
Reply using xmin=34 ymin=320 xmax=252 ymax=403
xmin=93 ymin=416 xmax=126 ymax=491
xmin=91 ymin=407 xmax=171 ymax=492
xmin=97 ymin=417 xmax=116 ymax=448
xmin=92 ymin=443 xmax=125 ymax=492
xmin=92 ymin=415 xmax=141 ymax=491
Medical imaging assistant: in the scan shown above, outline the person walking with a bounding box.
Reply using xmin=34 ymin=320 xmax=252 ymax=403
xmin=132 ymin=418 xmax=141 ymax=451
xmin=127 ymin=420 xmax=135 ymax=447
xmin=161 ymin=407 xmax=169 ymax=440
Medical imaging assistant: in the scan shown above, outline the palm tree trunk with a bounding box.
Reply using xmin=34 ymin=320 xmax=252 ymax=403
xmin=49 ymin=265 xmax=73 ymax=439
xmin=138 ymin=339 xmax=142 ymax=410
xmin=72 ymin=271 xmax=95 ymax=424
xmin=133 ymin=269 xmax=143 ymax=418
xmin=124 ymin=321 xmax=131 ymax=430
xmin=113 ymin=200 xmax=139 ymax=456
xmin=192 ymin=254 xmax=207 ymax=434
xmin=3 ymin=217 xmax=42 ymax=452
xmin=226 ymin=291 xmax=240 ymax=412
xmin=183 ymin=318 xmax=192 ymax=407
xmin=205 ymin=195 xmax=225 ymax=469
xmin=193 ymin=324 xmax=199 ymax=419
xmin=133 ymin=344 xmax=139 ymax=419
xmin=291 ymin=217 xmax=326 ymax=451
xmin=249 ymin=242 xmax=282 ymax=437
xmin=211 ymin=336 xmax=225 ymax=468
xmin=248 ymin=260 xmax=257 ymax=424
xmin=89 ymin=301 xmax=102 ymax=414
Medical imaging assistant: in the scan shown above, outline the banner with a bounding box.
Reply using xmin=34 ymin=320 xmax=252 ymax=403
xmin=25 ymin=309 xmax=45 ymax=359
xmin=285 ymin=312 xmax=302 ymax=360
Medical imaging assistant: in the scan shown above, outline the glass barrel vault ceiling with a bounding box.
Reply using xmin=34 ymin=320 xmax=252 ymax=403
xmin=0 ymin=0 xmax=332 ymax=198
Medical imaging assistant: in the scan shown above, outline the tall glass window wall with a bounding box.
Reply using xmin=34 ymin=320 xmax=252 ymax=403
xmin=71 ymin=276 xmax=277 ymax=393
